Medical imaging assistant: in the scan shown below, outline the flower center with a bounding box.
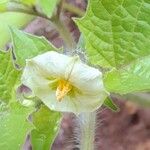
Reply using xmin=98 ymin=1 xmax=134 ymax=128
xmin=56 ymin=79 xmax=72 ymax=102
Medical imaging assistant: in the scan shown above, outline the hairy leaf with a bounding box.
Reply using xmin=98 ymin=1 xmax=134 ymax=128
xmin=31 ymin=105 xmax=61 ymax=150
xmin=104 ymin=56 xmax=150 ymax=94
xmin=10 ymin=27 xmax=58 ymax=66
xmin=76 ymin=0 xmax=150 ymax=94
xmin=0 ymin=51 xmax=21 ymax=103
xmin=75 ymin=0 xmax=150 ymax=69
xmin=0 ymin=102 xmax=34 ymax=150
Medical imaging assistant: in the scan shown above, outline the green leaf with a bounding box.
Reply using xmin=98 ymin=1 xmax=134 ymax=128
xmin=75 ymin=0 xmax=150 ymax=69
xmin=31 ymin=105 xmax=61 ymax=150
xmin=10 ymin=27 xmax=58 ymax=66
xmin=103 ymin=97 xmax=119 ymax=112
xmin=0 ymin=12 xmax=33 ymax=49
xmin=76 ymin=0 xmax=150 ymax=94
xmin=0 ymin=102 xmax=34 ymax=150
xmin=0 ymin=100 xmax=8 ymax=112
xmin=0 ymin=51 xmax=21 ymax=103
xmin=104 ymin=56 xmax=150 ymax=94
xmin=0 ymin=0 xmax=8 ymax=12
xmin=37 ymin=0 xmax=59 ymax=17
xmin=18 ymin=0 xmax=36 ymax=5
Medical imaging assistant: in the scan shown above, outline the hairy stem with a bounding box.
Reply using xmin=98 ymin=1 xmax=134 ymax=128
xmin=79 ymin=112 xmax=96 ymax=150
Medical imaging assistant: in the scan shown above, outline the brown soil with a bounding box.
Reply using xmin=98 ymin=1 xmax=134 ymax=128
xmin=97 ymin=100 xmax=150 ymax=150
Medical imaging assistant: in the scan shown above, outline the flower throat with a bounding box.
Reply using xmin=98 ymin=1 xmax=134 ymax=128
xmin=56 ymin=79 xmax=72 ymax=101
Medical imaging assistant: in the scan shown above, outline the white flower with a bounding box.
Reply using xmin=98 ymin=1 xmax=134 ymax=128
xmin=22 ymin=51 xmax=108 ymax=114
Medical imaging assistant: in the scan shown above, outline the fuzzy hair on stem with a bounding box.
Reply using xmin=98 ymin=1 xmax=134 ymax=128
xmin=79 ymin=112 xmax=96 ymax=150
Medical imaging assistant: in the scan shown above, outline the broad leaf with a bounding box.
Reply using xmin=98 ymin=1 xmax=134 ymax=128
xmin=10 ymin=27 xmax=58 ymax=66
xmin=0 ymin=102 xmax=34 ymax=150
xmin=0 ymin=12 xmax=33 ymax=49
xmin=0 ymin=0 xmax=8 ymax=12
xmin=75 ymin=0 xmax=150 ymax=69
xmin=103 ymin=97 xmax=119 ymax=112
xmin=0 ymin=51 xmax=21 ymax=103
xmin=31 ymin=105 xmax=61 ymax=150
xmin=76 ymin=0 xmax=150 ymax=94
xmin=37 ymin=0 xmax=59 ymax=17
xmin=104 ymin=56 xmax=150 ymax=94
xmin=17 ymin=0 xmax=36 ymax=5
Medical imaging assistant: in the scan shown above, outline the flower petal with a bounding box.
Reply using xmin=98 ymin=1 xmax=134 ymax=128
xmin=22 ymin=51 xmax=109 ymax=114
xmin=69 ymin=60 xmax=105 ymax=95
xmin=21 ymin=59 xmax=50 ymax=91
xmin=33 ymin=87 xmax=107 ymax=114
xmin=27 ymin=51 xmax=73 ymax=78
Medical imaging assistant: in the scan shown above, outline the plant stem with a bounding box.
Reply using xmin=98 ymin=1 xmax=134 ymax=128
xmin=6 ymin=2 xmax=75 ymax=49
xmin=79 ymin=112 xmax=96 ymax=150
xmin=51 ymin=16 xmax=75 ymax=50
xmin=5 ymin=2 xmax=49 ymax=20
xmin=56 ymin=0 xmax=65 ymax=18
xmin=63 ymin=2 xmax=85 ymax=17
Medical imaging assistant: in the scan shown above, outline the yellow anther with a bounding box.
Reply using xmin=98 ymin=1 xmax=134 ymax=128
xmin=56 ymin=79 xmax=72 ymax=102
